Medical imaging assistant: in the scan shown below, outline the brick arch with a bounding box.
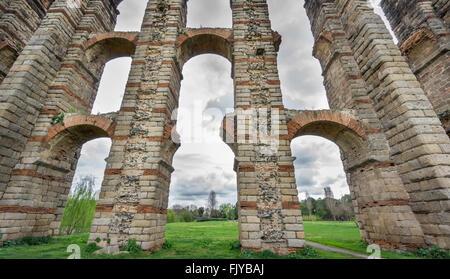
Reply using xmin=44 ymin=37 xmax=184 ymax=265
xmin=47 ymin=114 xmax=116 ymax=143
xmin=84 ymin=32 xmax=139 ymax=64
xmin=176 ymin=28 xmax=234 ymax=68
xmin=45 ymin=115 xmax=115 ymax=163
xmin=287 ymin=110 xmax=366 ymax=156
xmin=400 ymin=29 xmax=436 ymax=53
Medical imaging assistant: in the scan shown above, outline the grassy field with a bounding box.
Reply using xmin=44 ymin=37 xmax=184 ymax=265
xmin=0 ymin=221 xmax=422 ymax=259
xmin=303 ymin=221 xmax=419 ymax=259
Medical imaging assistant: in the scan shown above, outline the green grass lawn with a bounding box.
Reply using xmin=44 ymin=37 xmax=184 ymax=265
xmin=303 ymin=221 xmax=420 ymax=259
xmin=0 ymin=221 xmax=422 ymax=259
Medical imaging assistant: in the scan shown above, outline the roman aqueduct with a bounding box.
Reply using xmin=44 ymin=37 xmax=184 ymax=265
xmin=0 ymin=0 xmax=448 ymax=254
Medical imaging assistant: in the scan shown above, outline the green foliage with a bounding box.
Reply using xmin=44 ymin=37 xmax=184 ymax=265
xmin=2 ymin=235 xmax=53 ymax=247
xmin=65 ymin=107 xmax=89 ymax=115
xmin=198 ymin=239 xmax=212 ymax=248
xmin=301 ymin=196 xmax=354 ymax=221
xmin=302 ymin=215 xmax=321 ymax=221
xmin=15 ymin=42 xmax=23 ymax=52
xmin=59 ymin=175 xmax=97 ymax=235
xmin=218 ymin=203 xmax=236 ymax=220
xmin=84 ymin=242 xmax=101 ymax=254
xmin=124 ymin=238 xmax=141 ymax=254
xmin=166 ymin=209 xmax=176 ymax=223
xmin=178 ymin=210 xmax=195 ymax=222
xmin=228 ymin=240 xmax=241 ymax=250
xmin=260 ymin=250 xmax=281 ymax=258
xmin=196 ymin=217 xmax=228 ymax=222
xmin=239 ymin=249 xmax=256 ymax=258
xmin=413 ymin=246 xmax=450 ymax=259
xmin=50 ymin=112 xmax=65 ymax=126
xmin=162 ymin=240 xmax=172 ymax=249
xmin=289 ymin=246 xmax=320 ymax=259
xmin=197 ymin=207 xmax=204 ymax=217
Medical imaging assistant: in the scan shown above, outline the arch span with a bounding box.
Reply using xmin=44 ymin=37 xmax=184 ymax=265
xmin=176 ymin=28 xmax=234 ymax=68
xmin=47 ymin=114 xmax=116 ymax=143
xmin=84 ymin=32 xmax=138 ymax=65
xmin=287 ymin=110 xmax=366 ymax=155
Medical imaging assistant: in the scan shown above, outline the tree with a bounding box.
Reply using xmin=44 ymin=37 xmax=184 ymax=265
xmin=208 ymin=190 xmax=218 ymax=217
xmin=219 ymin=204 xmax=235 ymax=220
xmin=197 ymin=207 xmax=205 ymax=217
xmin=59 ymin=175 xmax=97 ymax=235
xmin=325 ymin=197 xmax=338 ymax=221
xmin=306 ymin=197 xmax=313 ymax=216
xmin=179 ymin=210 xmax=195 ymax=222
xmin=166 ymin=209 xmax=176 ymax=223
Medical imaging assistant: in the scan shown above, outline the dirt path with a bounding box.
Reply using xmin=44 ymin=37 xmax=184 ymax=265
xmin=306 ymin=241 xmax=380 ymax=259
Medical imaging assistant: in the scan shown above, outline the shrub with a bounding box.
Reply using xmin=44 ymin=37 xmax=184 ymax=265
xmin=414 ymin=246 xmax=450 ymax=259
xmin=196 ymin=217 xmax=228 ymax=222
xmin=166 ymin=210 xmax=176 ymax=223
xmin=2 ymin=235 xmax=53 ymax=247
xmin=163 ymin=240 xmax=173 ymax=249
xmin=229 ymin=240 xmax=240 ymax=250
xmin=260 ymin=250 xmax=281 ymax=259
xmin=288 ymin=246 xmax=320 ymax=259
xmin=84 ymin=242 xmax=101 ymax=254
xmin=21 ymin=235 xmax=53 ymax=246
xmin=179 ymin=210 xmax=195 ymax=222
xmin=124 ymin=238 xmax=141 ymax=254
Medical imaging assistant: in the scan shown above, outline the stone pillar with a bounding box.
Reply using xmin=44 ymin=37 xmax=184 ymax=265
xmin=0 ymin=0 xmax=119 ymax=241
xmin=89 ymin=0 xmax=185 ymax=253
xmin=380 ymin=0 xmax=450 ymax=136
xmin=230 ymin=0 xmax=304 ymax=255
xmin=0 ymin=0 xmax=87 ymax=205
xmin=335 ymin=0 xmax=450 ymax=249
xmin=0 ymin=0 xmax=55 ymax=83
xmin=304 ymin=0 xmax=426 ymax=250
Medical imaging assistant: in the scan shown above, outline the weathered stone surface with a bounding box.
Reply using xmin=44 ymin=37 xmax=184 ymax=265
xmin=0 ymin=0 xmax=448 ymax=254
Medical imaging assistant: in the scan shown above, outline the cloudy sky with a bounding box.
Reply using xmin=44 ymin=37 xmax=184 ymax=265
xmin=72 ymin=0 xmax=394 ymax=207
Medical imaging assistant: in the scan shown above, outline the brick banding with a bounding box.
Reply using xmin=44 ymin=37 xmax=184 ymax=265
xmin=46 ymin=114 xmax=116 ymax=142
xmin=286 ymin=110 xmax=366 ymax=141
xmin=0 ymin=205 xmax=56 ymax=214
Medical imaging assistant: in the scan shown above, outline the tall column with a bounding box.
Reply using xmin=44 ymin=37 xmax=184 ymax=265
xmin=230 ymin=0 xmax=304 ymax=255
xmin=89 ymin=0 xmax=185 ymax=253
xmin=381 ymin=0 xmax=450 ymax=135
xmin=304 ymin=0 xmax=426 ymax=249
xmin=0 ymin=0 xmax=119 ymax=241
xmin=0 ymin=0 xmax=88 ymax=209
xmin=0 ymin=0 xmax=55 ymax=83
xmin=337 ymin=0 xmax=450 ymax=249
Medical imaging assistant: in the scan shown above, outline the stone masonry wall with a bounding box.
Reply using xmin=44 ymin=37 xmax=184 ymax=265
xmin=0 ymin=0 xmax=119 ymax=240
xmin=381 ymin=0 xmax=449 ymax=136
xmin=230 ymin=0 xmax=304 ymax=254
xmin=336 ymin=0 xmax=450 ymax=248
xmin=0 ymin=0 xmax=55 ymax=83
xmin=0 ymin=0 xmax=448 ymax=253
xmin=304 ymin=0 xmax=426 ymax=249
xmin=89 ymin=0 xmax=186 ymax=253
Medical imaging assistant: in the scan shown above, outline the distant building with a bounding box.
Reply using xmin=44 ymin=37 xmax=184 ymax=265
xmin=324 ymin=187 xmax=334 ymax=199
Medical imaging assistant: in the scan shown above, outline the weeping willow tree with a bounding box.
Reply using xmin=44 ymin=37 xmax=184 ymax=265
xmin=59 ymin=175 xmax=98 ymax=235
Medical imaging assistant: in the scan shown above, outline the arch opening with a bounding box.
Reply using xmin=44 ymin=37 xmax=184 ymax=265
xmin=167 ymin=53 xmax=237 ymax=245
xmin=176 ymin=30 xmax=233 ymax=69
